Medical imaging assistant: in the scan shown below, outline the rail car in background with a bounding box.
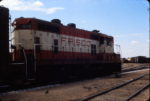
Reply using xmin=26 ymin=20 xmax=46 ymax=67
xmin=0 ymin=6 xmax=121 ymax=84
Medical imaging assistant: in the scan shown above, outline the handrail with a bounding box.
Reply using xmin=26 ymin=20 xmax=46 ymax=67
xmin=13 ymin=43 xmax=29 ymax=79
xmin=114 ymin=44 xmax=121 ymax=54
xmin=22 ymin=48 xmax=28 ymax=79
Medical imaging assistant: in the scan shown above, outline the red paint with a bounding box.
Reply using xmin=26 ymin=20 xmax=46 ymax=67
xmin=12 ymin=18 xmax=120 ymax=64
xmin=12 ymin=18 xmax=113 ymax=41
xmin=13 ymin=49 xmax=120 ymax=64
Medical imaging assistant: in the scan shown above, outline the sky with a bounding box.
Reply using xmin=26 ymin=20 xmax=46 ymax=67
xmin=0 ymin=0 xmax=149 ymax=58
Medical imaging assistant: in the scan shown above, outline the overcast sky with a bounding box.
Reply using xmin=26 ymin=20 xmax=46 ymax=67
xmin=0 ymin=0 xmax=149 ymax=58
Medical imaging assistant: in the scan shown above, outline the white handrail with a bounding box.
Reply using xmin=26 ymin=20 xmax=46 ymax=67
xmin=22 ymin=48 xmax=28 ymax=79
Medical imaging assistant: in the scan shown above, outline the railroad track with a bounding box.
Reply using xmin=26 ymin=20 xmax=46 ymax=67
xmin=125 ymin=83 xmax=149 ymax=101
xmin=0 ymin=82 xmax=11 ymax=93
xmin=0 ymin=67 xmax=149 ymax=97
xmin=73 ymin=73 xmax=149 ymax=101
xmin=122 ymin=66 xmax=149 ymax=73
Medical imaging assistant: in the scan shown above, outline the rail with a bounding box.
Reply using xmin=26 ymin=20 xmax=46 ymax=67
xmin=74 ymin=74 xmax=148 ymax=101
xmin=122 ymin=66 xmax=149 ymax=73
xmin=22 ymin=48 xmax=28 ymax=79
xmin=11 ymin=43 xmax=33 ymax=80
xmin=114 ymin=44 xmax=121 ymax=55
xmin=124 ymin=83 xmax=150 ymax=101
xmin=0 ymin=67 xmax=149 ymax=98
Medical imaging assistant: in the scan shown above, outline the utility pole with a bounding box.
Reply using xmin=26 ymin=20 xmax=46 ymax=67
xmin=147 ymin=0 xmax=150 ymax=60
xmin=147 ymin=1 xmax=150 ymax=101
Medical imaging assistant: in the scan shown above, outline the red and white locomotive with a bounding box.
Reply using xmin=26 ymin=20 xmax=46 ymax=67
xmin=10 ymin=17 xmax=121 ymax=82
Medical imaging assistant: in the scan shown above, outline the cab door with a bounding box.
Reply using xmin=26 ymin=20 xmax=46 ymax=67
xmin=53 ymin=39 xmax=58 ymax=54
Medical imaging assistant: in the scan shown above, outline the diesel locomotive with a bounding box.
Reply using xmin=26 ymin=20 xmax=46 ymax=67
xmin=0 ymin=6 xmax=121 ymax=84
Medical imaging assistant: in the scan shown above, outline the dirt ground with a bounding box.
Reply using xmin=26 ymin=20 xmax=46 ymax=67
xmin=0 ymin=63 xmax=149 ymax=101
xmin=122 ymin=63 xmax=149 ymax=69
